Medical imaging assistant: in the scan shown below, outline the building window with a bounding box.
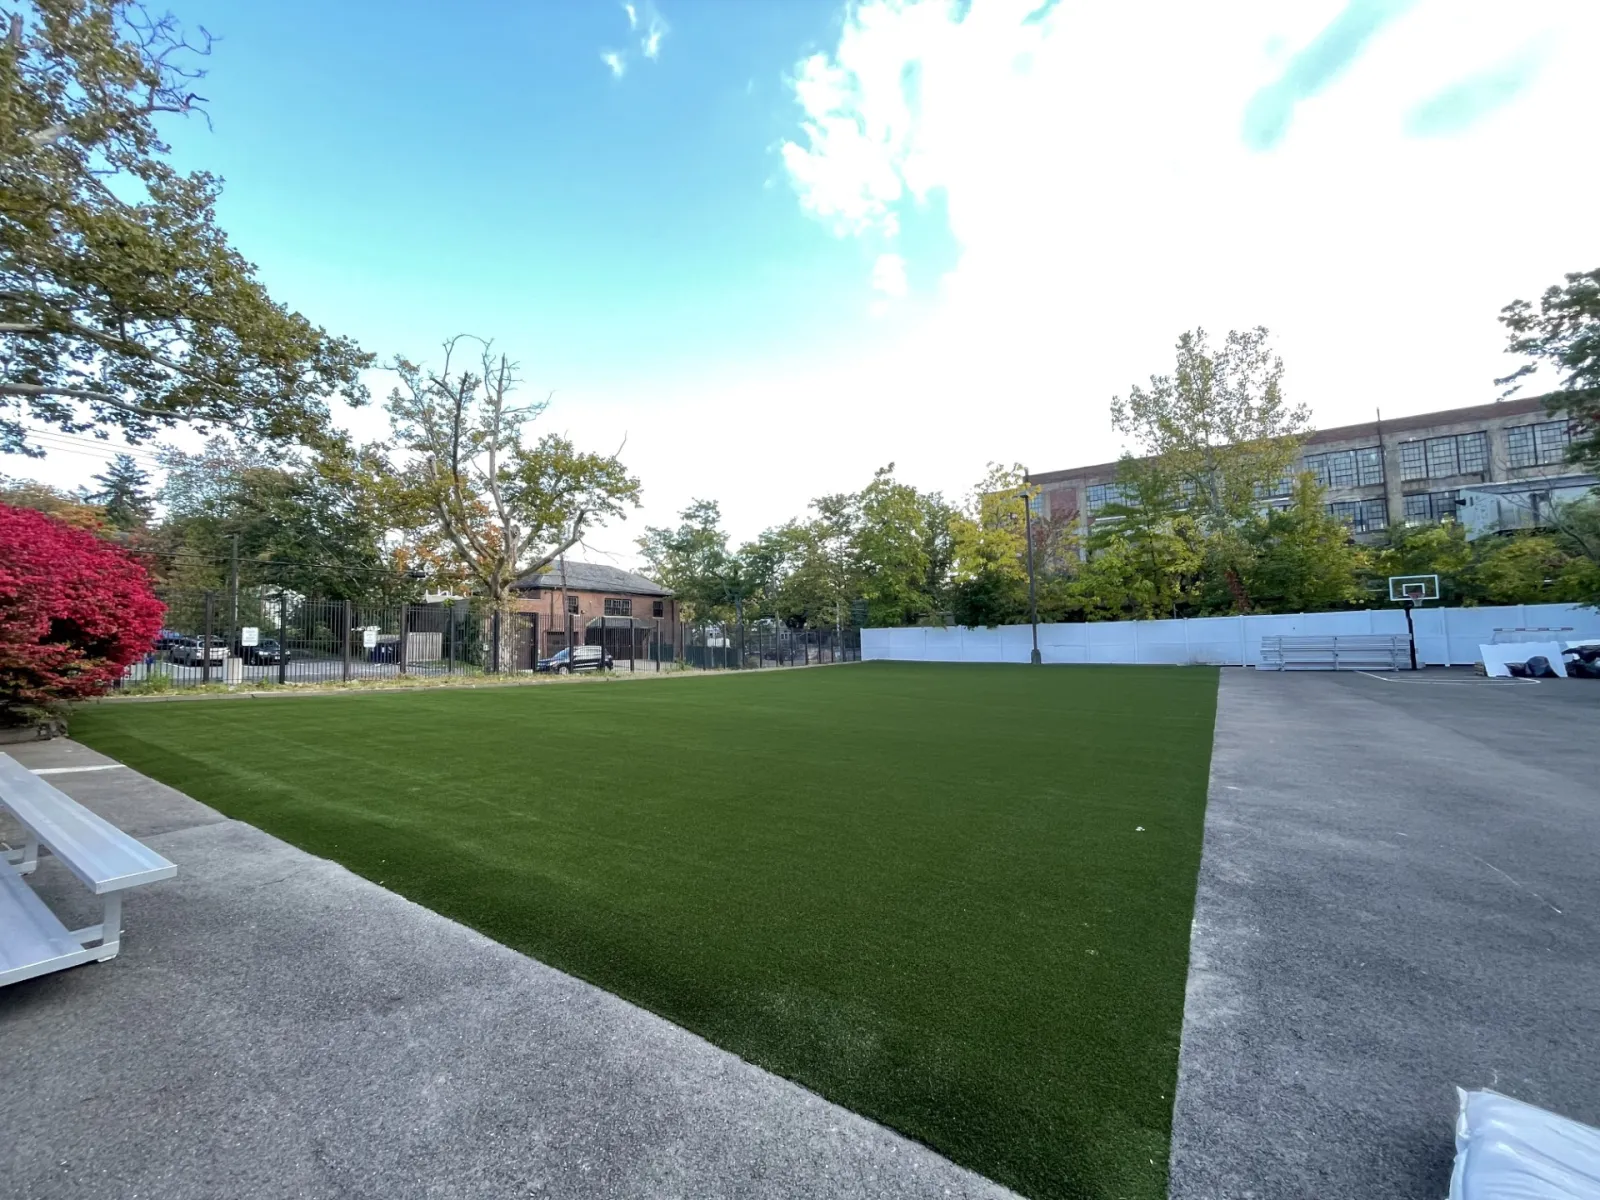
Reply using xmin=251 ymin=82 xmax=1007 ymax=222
xmin=1357 ymin=447 xmax=1384 ymax=486
xmin=1456 ymin=431 xmax=1488 ymax=474
xmin=604 ymin=597 xmax=632 ymax=617
xmin=1399 ymin=441 xmax=1427 ymax=481
xmin=1305 ymin=447 xmax=1383 ymax=489
xmin=1255 ymin=471 xmax=1295 ymax=500
xmin=1086 ymin=483 xmax=1130 ymax=513
xmin=1027 ymin=493 xmax=1045 ymax=518
xmin=652 ymin=600 xmax=664 ymax=618
xmin=1426 ymin=436 xmax=1458 ymax=478
xmin=1326 ymin=498 xmax=1388 ymax=534
xmin=566 ymin=595 xmax=579 ymax=613
xmin=1403 ymin=490 xmax=1459 ymax=524
xmin=1534 ymin=420 xmax=1571 ymax=464
xmin=1508 ymin=420 xmax=1573 ymax=467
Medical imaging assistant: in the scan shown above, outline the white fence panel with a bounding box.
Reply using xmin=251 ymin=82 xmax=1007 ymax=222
xmin=862 ymin=604 xmax=1600 ymax=667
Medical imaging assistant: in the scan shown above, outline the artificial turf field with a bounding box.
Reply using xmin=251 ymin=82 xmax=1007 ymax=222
xmin=72 ymin=662 xmax=1219 ymax=1200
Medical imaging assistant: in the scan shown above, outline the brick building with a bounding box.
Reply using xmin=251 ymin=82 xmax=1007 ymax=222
xmin=1030 ymin=396 xmax=1590 ymax=545
xmin=514 ymin=561 xmax=678 ymax=659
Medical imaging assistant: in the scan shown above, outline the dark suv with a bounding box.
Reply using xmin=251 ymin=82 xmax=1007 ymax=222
xmin=536 ymin=645 xmax=613 ymax=674
xmin=237 ymin=638 xmax=290 ymax=665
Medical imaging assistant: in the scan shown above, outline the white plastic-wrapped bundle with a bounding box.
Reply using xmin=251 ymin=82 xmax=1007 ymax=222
xmin=1450 ymin=1089 xmax=1600 ymax=1199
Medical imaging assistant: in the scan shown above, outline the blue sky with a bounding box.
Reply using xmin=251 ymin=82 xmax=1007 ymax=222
xmin=16 ymin=0 xmax=1600 ymax=563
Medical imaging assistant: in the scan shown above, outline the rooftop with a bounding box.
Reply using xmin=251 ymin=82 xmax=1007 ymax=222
xmin=515 ymin=561 xmax=672 ymax=597
xmin=1030 ymin=395 xmax=1554 ymax=484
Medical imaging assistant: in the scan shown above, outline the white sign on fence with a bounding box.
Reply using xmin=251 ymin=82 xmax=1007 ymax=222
xmin=239 ymin=626 xmax=259 ymax=647
xmin=361 ymin=627 xmax=378 ymax=649
xmin=862 ymin=603 xmax=1600 ymax=668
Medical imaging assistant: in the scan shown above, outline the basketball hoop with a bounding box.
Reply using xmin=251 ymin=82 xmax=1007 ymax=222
xmin=1386 ymin=574 xmax=1439 ymax=672
xmin=1387 ymin=574 xmax=1440 ymax=605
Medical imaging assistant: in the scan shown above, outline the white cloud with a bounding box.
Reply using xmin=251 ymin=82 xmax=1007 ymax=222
xmin=640 ymin=4 xmax=669 ymax=61
xmin=870 ymin=252 xmax=908 ymax=298
xmin=600 ymin=50 xmax=626 ymax=79
xmin=775 ymin=0 xmax=1600 ymax=498
xmin=623 ymin=2 xmax=638 ymax=31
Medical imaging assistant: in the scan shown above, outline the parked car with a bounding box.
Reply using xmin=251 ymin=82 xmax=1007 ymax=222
xmin=536 ymin=645 xmax=613 ymax=675
xmin=236 ymin=638 xmax=290 ymax=665
xmin=167 ymin=637 xmax=228 ymax=667
xmin=153 ymin=629 xmax=188 ymax=651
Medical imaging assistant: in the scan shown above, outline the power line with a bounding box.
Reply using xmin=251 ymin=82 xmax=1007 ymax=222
xmin=116 ymin=545 xmax=422 ymax=578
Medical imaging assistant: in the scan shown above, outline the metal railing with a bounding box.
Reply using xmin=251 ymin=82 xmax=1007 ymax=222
xmin=117 ymin=589 xmax=862 ymax=691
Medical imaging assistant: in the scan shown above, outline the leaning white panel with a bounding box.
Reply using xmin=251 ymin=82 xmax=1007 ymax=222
xmin=1450 ymin=1088 xmax=1600 ymax=1199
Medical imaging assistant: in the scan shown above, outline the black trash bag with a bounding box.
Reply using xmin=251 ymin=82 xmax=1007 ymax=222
xmin=1514 ymin=655 xmax=1558 ymax=678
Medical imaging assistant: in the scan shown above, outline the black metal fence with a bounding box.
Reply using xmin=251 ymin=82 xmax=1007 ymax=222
xmin=118 ymin=588 xmax=861 ymax=691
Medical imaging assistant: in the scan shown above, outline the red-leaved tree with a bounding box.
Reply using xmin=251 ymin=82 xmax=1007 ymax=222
xmin=0 ymin=504 xmax=165 ymax=724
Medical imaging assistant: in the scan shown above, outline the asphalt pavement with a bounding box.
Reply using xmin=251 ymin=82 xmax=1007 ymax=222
xmin=1168 ymin=668 xmax=1600 ymax=1199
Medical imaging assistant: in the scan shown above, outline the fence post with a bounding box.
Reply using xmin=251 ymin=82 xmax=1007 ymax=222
xmin=491 ymin=608 xmax=502 ymax=673
xmin=202 ymin=592 xmax=214 ymax=684
xmin=399 ymin=606 xmax=410 ymax=676
xmin=342 ymin=600 xmax=352 ymax=682
xmin=278 ymin=592 xmax=289 ymax=685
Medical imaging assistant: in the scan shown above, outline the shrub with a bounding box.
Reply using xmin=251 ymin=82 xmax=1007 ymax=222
xmin=0 ymin=504 xmax=165 ymax=724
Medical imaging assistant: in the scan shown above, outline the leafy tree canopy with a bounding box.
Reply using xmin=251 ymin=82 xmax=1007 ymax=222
xmin=86 ymin=450 xmax=151 ymax=529
xmin=1498 ymin=268 xmax=1600 ymax=471
xmin=1 ymin=0 xmax=372 ymax=455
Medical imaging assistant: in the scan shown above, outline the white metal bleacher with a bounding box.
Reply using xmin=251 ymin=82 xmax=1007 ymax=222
xmin=1258 ymin=634 xmax=1408 ymax=671
xmin=0 ymin=752 xmax=176 ymax=987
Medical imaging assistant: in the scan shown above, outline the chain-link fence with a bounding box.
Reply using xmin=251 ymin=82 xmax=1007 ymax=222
xmin=118 ymin=589 xmax=861 ymax=690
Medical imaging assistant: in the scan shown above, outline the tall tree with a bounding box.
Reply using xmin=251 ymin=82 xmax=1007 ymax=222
xmin=87 ymin=452 xmax=152 ymax=530
xmin=637 ymin=499 xmax=733 ymax=622
xmin=155 ymin=441 xmax=411 ymax=601
xmin=0 ymin=1 xmax=371 ymax=456
xmin=0 ymin=472 xmax=103 ymax=528
xmin=1498 ymin=268 xmax=1600 ymax=471
xmin=386 ymin=337 xmax=640 ymax=654
xmin=854 ymin=464 xmax=932 ymax=627
xmin=1079 ymin=457 xmax=1204 ymax=620
xmin=1110 ymin=327 xmax=1311 ymax=610
xmin=1236 ymin=476 xmax=1369 ymax=614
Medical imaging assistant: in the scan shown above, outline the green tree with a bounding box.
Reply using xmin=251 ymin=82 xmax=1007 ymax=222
xmin=155 ymin=440 xmax=411 ymax=602
xmin=1238 ymin=476 xmax=1369 ymax=614
xmin=854 ymin=464 xmax=932 ymax=627
xmin=637 ymin=499 xmax=734 ymax=622
xmin=1111 ymin=327 xmax=1311 ymax=611
xmin=385 ymin=337 xmax=640 ymax=664
xmin=1077 ymin=457 xmax=1204 ymax=620
xmin=1498 ymin=268 xmax=1600 ymax=471
xmin=0 ymin=1 xmax=372 ymax=455
xmin=0 ymin=472 xmax=103 ymax=528
xmin=1473 ymin=532 xmax=1600 ymax=606
xmin=1370 ymin=522 xmax=1478 ymax=606
xmin=87 ymin=452 xmax=152 ymax=530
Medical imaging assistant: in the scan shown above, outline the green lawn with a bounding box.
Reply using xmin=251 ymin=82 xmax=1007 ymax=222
xmin=73 ymin=663 xmax=1218 ymax=1200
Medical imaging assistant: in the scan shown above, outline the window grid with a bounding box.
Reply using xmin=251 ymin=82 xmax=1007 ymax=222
xmin=1357 ymin=448 xmax=1384 ymax=486
xmin=1403 ymin=490 xmax=1459 ymax=524
xmin=1426 ymin=437 xmax=1458 ymax=478
xmin=1456 ymin=431 xmax=1488 ymax=474
xmin=1534 ymin=421 xmax=1571 ymax=464
xmin=1086 ymin=483 xmax=1130 ymax=513
xmin=566 ymin=595 xmax=579 ymax=613
xmin=1326 ymin=498 xmax=1388 ymax=534
xmin=1399 ymin=441 xmax=1427 ymax=481
xmin=652 ymin=600 xmax=664 ymax=618
xmin=1508 ymin=420 xmax=1572 ymax=467
xmin=604 ymin=597 xmax=632 ymax=617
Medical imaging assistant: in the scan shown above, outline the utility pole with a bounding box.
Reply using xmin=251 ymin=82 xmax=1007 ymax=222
xmin=560 ymin=552 xmax=573 ymax=656
xmin=1021 ymin=475 xmax=1041 ymax=665
xmin=228 ymin=532 xmax=239 ymax=654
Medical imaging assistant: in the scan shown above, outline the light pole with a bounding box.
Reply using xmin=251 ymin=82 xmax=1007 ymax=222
xmin=1020 ymin=477 xmax=1041 ymax=664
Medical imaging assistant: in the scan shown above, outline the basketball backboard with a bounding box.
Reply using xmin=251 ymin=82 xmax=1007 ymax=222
xmin=1387 ymin=574 xmax=1440 ymax=604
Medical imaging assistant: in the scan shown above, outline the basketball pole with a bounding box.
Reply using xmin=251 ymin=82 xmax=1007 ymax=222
xmin=1402 ymin=599 xmax=1418 ymax=671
